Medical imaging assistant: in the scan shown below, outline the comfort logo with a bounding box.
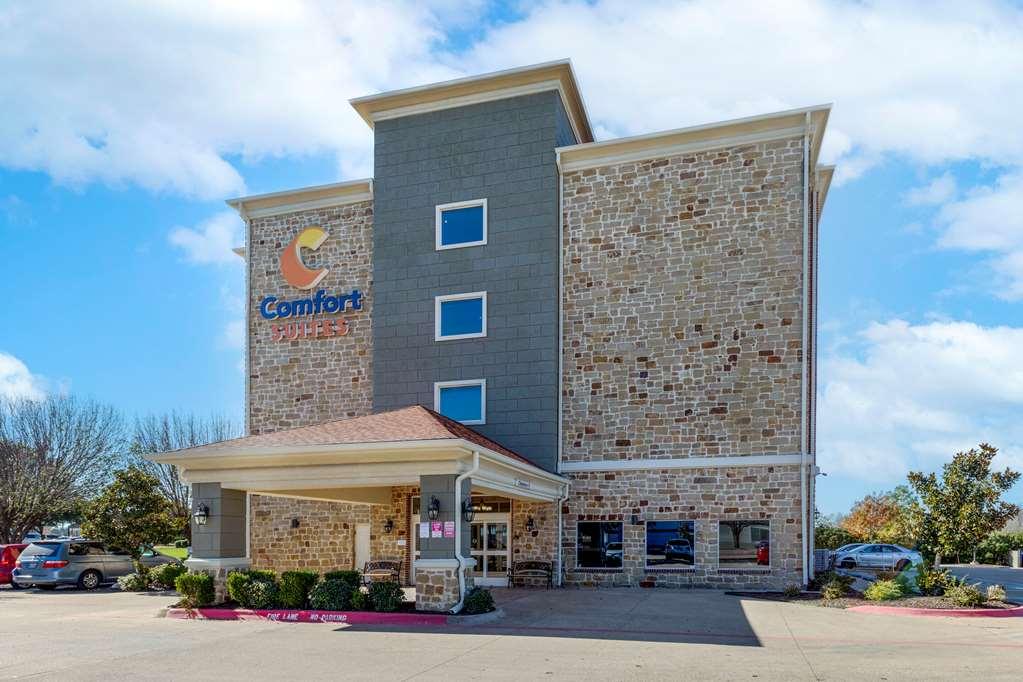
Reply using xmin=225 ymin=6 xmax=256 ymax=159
xmin=280 ymin=227 xmax=328 ymax=290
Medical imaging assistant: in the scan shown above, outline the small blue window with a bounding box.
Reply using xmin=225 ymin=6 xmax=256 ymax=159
xmin=436 ymin=292 xmax=486 ymax=340
xmin=436 ymin=200 xmax=486 ymax=249
xmin=435 ymin=381 xmax=485 ymax=425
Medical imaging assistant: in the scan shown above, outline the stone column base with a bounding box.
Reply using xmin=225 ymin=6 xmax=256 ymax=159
xmin=184 ymin=557 xmax=250 ymax=604
xmin=414 ymin=559 xmax=468 ymax=612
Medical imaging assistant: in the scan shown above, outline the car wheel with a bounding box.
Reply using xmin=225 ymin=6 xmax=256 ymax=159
xmin=840 ymin=559 xmax=855 ymax=569
xmin=37 ymin=585 xmax=57 ymax=590
xmin=895 ymin=559 xmax=909 ymax=572
xmin=78 ymin=570 xmax=102 ymax=590
xmin=10 ymin=582 xmax=27 ymax=590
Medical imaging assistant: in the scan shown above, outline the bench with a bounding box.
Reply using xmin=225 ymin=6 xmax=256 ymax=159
xmin=362 ymin=560 xmax=400 ymax=584
xmin=508 ymin=560 xmax=553 ymax=589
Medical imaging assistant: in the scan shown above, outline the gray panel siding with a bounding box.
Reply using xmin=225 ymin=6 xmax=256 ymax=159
xmin=372 ymin=91 xmax=561 ymax=471
xmin=554 ymin=97 xmax=578 ymax=148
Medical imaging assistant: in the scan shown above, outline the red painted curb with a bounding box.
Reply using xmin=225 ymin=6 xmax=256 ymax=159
xmin=165 ymin=607 xmax=450 ymax=625
xmin=847 ymin=604 xmax=1023 ymax=618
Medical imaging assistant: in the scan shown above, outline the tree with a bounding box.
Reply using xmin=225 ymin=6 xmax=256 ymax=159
xmin=81 ymin=466 xmax=180 ymax=573
xmin=908 ymin=444 xmax=1021 ymax=564
xmin=839 ymin=485 xmax=921 ymax=546
xmin=0 ymin=396 xmax=124 ymax=543
xmin=128 ymin=413 xmax=237 ymax=539
xmin=814 ymin=521 xmax=859 ymax=550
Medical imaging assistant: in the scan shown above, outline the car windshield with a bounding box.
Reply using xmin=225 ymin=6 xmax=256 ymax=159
xmin=19 ymin=542 xmax=61 ymax=557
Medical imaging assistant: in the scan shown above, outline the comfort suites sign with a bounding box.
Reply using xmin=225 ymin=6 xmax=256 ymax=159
xmin=259 ymin=227 xmax=363 ymax=341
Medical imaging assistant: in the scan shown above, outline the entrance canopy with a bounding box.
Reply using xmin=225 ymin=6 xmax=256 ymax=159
xmin=148 ymin=406 xmax=568 ymax=504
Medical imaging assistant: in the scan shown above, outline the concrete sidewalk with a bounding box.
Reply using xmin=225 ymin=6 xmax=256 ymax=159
xmin=1 ymin=585 xmax=1022 ymax=680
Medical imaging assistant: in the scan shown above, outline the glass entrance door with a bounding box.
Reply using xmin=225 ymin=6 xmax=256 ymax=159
xmin=469 ymin=516 xmax=508 ymax=586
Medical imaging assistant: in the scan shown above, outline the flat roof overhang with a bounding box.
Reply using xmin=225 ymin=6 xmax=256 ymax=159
xmin=147 ymin=438 xmax=569 ymax=504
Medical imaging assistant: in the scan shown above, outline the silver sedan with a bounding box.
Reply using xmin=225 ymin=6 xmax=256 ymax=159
xmin=835 ymin=543 xmax=923 ymax=571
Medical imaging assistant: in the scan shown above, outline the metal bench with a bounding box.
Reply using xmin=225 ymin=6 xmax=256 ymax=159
xmin=362 ymin=560 xmax=400 ymax=584
xmin=508 ymin=560 xmax=553 ymax=589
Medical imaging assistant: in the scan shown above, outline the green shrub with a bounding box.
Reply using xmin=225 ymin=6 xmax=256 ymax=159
xmin=349 ymin=589 xmax=368 ymax=610
xmin=914 ymin=563 xmax=951 ymax=596
xmin=175 ymin=572 xmax=214 ymax=608
xmin=894 ymin=572 xmax=915 ymax=596
xmin=976 ymin=531 xmax=1023 ymax=565
xmin=278 ymin=570 xmax=319 ymax=609
xmin=244 ymin=580 xmax=279 ymax=609
xmin=462 ymin=587 xmax=494 ymax=615
xmin=864 ymin=579 xmax=903 ymax=602
xmin=173 ymin=539 xmax=189 ymax=549
xmin=309 ymin=579 xmax=353 ymax=611
xmin=814 ymin=523 xmax=859 ymax=550
xmin=117 ymin=572 xmax=150 ymax=592
xmin=324 ymin=570 xmax=362 ymax=590
xmin=226 ymin=571 xmax=251 ymax=604
xmin=368 ymin=581 xmax=404 ymax=612
xmin=987 ymin=584 xmax=1007 ymax=602
xmin=782 ymin=584 xmax=801 ymax=598
xmin=945 ymin=582 xmax=984 ymax=607
xmin=150 ymin=563 xmax=187 ymax=590
xmin=821 ymin=580 xmax=847 ymax=600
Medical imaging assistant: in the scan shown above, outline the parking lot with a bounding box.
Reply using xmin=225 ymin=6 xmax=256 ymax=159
xmin=2 ymin=586 xmax=1022 ymax=680
xmin=944 ymin=565 xmax=1023 ymax=603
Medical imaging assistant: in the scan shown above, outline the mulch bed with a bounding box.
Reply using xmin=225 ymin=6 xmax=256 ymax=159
xmin=728 ymin=591 xmax=1019 ymax=610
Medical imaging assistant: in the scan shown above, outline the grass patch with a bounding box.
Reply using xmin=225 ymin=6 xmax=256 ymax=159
xmin=154 ymin=545 xmax=188 ymax=560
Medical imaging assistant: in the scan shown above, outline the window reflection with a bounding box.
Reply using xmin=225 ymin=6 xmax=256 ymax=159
xmin=577 ymin=522 xmax=623 ymax=568
xmin=718 ymin=521 xmax=770 ymax=566
xmin=646 ymin=521 xmax=695 ymax=566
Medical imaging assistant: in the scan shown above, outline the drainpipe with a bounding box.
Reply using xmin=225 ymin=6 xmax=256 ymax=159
xmin=800 ymin=111 xmax=811 ymax=586
xmin=556 ymin=483 xmax=569 ymax=586
xmin=449 ymin=451 xmax=480 ymax=614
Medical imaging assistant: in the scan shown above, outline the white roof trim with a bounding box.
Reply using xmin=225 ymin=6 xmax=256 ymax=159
xmin=226 ymin=178 xmax=373 ymax=220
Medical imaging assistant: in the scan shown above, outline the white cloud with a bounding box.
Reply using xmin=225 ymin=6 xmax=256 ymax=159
xmin=168 ymin=211 xmax=244 ymax=266
xmin=0 ymin=351 xmax=46 ymax=400
xmin=934 ymin=171 xmax=1023 ymax=299
xmin=3 ymin=1 xmax=1023 ymax=197
xmin=818 ymin=320 xmax=1023 ymax=483
xmin=905 ymin=172 xmax=958 ymax=207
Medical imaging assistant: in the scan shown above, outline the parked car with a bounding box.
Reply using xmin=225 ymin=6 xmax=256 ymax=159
xmin=756 ymin=540 xmax=770 ymax=566
xmin=604 ymin=542 xmax=623 ymax=566
xmin=664 ymin=538 xmax=694 ymax=563
xmin=833 ymin=542 xmax=866 ymax=554
xmin=1 ymin=544 xmax=28 ymax=589
xmin=139 ymin=546 xmax=183 ymax=569
xmin=21 ymin=532 xmax=41 ymax=543
xmin=13 ymin=540 xmax=136 ymax=590
xmin=834 ymin=543 xmax=922 ymax=571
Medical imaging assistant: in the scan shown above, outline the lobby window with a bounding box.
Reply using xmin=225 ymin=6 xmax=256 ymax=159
xmin=434 ymin=379 xmax=486 ymax=425
xmin=576 ymin=521 xmax=623 ymax=568
xmin=718 ymin=521 xmax=770 ymax=567
xmin=435 ymin=199 xmax=487 ymax=250
xmin=646 ymin=520 xmax=695 ymax=567
xmin=435 ymin=292 xmax=487 ymax=341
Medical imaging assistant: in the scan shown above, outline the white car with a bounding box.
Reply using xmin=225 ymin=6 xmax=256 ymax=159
xmin=835 ymin=543 xmax=922 ymax=571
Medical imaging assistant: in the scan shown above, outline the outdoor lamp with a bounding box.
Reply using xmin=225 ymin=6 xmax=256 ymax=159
xmin=427 ymin=496 xmax=441 ymax=521
xmin=525 ymin=516 xmax=536 ymax=532
xmin=383 ymin=518 xmax=394 ymax=534
xmin=461 ymin=498 xmax=476 ymax=523
xmin=193 ymin=503 xmax=210 ymax=527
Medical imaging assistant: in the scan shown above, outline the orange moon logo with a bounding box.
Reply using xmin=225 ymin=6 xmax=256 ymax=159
xmin=280 ymin=227 xmax=328 ymax=290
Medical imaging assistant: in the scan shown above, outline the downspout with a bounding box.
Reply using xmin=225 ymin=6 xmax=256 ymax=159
xmin=449 ymin=451 xmax=480 ymax=614
xmin=557 ymin=484 xmax=569 ymax=586
xmin=556 ymin=149 xmax=567 ymax=586
xmin=799 ymin=116 xmax=810 ymax=584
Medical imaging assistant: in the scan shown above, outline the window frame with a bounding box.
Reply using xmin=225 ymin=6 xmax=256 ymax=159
xmin=435 ymin=198 xmax=488 ymax=251
xmin=434 ymin=291 xmax=488 ymax=341
xmin=433 ymin=379 xmax=487 ymax=425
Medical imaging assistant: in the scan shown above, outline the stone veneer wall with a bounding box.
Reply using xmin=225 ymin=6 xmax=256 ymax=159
xmin=563 ymin=467 xmax=803 ymax=587
xmin=246 ymin=200 xmax=374 ymax=435
xmin=510 ymin=499 xmax=558 ymax=585
xmin=561 ymin=139 xmax=805 ymax=462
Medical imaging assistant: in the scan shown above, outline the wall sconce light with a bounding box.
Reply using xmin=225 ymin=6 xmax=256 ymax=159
xmin=291 ymin=518 xmax=301 ymax=529
xmin=193 ymin=503 xmax=210 ymax=527
xmin=427 ymin=496 xmax=441 ymax=521
xmin=383 ymin=518 xmax=394 ymax=534
xmin=525 ymin=516 xmax=536 ymax=532
xmin=461 ymin=498 xmax=475 ymax=523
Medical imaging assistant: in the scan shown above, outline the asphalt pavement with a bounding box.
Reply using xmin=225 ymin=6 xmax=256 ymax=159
xmin=943 ymin=564 xmax=1023 ymax=602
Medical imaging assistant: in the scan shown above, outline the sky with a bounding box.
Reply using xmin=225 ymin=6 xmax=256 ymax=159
xmin=1 ymin=0 xmax=1022 ymax=515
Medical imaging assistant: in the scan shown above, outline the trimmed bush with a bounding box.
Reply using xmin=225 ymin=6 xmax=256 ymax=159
xmin=462 ymin=587 xmax=494 ymax=615
xmin=279 ymin=570 xmax=319 ymax=609
xmin=864 ymin=579 xmax=903 ymax=602
xmin=175 ymin=572 xmax=214 ymax=608
xmin=150 ymin=563 xmax=187 ymax=590
xmin=368 ymin=581 xmax=404 ymax=612
xmin=226 ymin=571 xmax=251 ymax=604
xmin=309 ymin=579 xmax=353 ymax=611
xmin=350 ymin=589 xmax=368 ymax=611
xmin=245 ymin=580 xmax=279 ymax=609
xmin=324 ymin=570 xmax=362 ymax=590
xmin=782 ymin=584 xmax=801 ymax=598
xmin=987 ymin=584 xmax=1007 ymax=602
xmin=117 ymin=572 xmax=150 ymax=592
xmin=946 ymin=582 xmax=984 ymax=607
